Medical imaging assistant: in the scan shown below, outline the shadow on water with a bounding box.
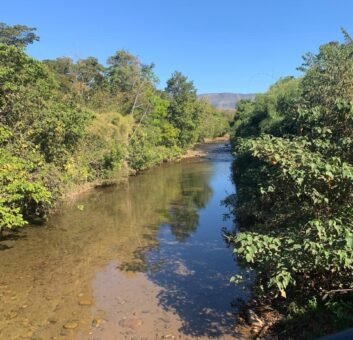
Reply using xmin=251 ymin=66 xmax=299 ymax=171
xmin=118 ymin=143 xmax=248 ymax=338
xmin=143 ymin=227 xmax=242 ymax=338
xmin=0 ymin=142 xmax=247 ymax=339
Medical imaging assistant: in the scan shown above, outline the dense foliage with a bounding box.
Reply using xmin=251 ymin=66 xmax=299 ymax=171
xmin=228 ymin=32 xmax=353 ymax=335
xmin=0 ymin=22 xmax=39 ymax=48
xmin=0 ymin=23 xmax=229 ymax=235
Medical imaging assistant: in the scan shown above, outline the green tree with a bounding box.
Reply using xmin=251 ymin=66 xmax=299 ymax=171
xmin=165 ymin=71 xmax=199 ymax=148
xmin=76 ymin=57 xmax=105 ymax=87
xmin=128 ymin=91 xmax=181 ymax=171
xmin=43 ymin=57 xmax=76 ymax=96
xmin=299 ymin=30 xmax=353 ymax=110
xmin=228 ymin=33 xmax=353 ymax=335
xmin=197 ymin=99 xmax=229 ymax=140
xmin=0 ymin=44 xmax=92 ymax=165
xmin=0 ymin=22 xmax=230 ymax=236
xmin=0 ymin=22 xmax=39 ymax=48
xmin=106 ymin=50 xmax=156 ymax=115
xmin=0 ymin=126 xmax=51 ymax=236
xmin=44 ymin=57 xmax=107 ymax=105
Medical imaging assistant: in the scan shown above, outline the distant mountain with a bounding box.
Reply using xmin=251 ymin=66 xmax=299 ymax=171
xmin=198 ymin=93 xmax=256 ymax=110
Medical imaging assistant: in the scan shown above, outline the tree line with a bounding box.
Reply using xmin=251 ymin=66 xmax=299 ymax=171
xmin=0 ymin=22 xmax=229 ymax=235
xmin=227 ymin=30 xmax=353 ymax=337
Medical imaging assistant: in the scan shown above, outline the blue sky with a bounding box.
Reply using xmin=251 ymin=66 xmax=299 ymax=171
xmin=2 ymin=0 xmax=353 ymax=93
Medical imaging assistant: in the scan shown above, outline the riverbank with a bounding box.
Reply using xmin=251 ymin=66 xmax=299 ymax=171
xmin=233 ymin=299 xmax=282 ymax=339
xmin=0 ymin=136 xmax=231 ymax=243
xmin=58 ymin=136 xmax=230 ymax=206
xmin=180 ymin=135 xmax=230 ymax=160
xmin=0 ymin=139 xmax=240 ymax=339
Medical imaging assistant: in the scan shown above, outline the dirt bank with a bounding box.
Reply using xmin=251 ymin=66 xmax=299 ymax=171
xmin=181 ymin=134 xmax=230 ymax=160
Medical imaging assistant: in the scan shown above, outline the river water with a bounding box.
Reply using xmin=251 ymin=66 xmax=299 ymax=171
xmin=0 ymin=142 xmax=246 ymax=339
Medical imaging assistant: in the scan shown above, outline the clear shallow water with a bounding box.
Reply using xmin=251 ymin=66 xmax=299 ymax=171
xmin=0 ymin=142 xmax=246 ymax=339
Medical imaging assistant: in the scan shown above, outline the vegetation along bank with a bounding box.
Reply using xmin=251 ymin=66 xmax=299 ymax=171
xmin=0 ymin=22 xmax=230 ymax=236
xmin=227 ymin=30 xmax=353 ymax=338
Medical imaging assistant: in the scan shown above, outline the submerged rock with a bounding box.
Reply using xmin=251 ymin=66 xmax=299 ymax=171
xmin=78 ymin=299 xmax=92 ymax=306
xmin=63 ymin=322 xmax=78 ymax=329
xmin=92 ymin=318 xmax=106 ymax=328
xmin=48 ymin=318 xmax=57 ymax=324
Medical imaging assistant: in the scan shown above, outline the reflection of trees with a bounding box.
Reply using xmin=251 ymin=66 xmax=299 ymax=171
xmin=167 ymin=170 xmax=213 ymax=241
xmin=0 ymin=155 xmax=216 ymax=338
xmin=117 ymin=162 xmax=212 ymax=270
xmin=144 ymin=157 xmax=246 ymax=338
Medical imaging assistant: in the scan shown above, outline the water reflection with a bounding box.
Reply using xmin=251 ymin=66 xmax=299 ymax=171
xmin=0 ymin=142 xmax=245 ymax=339
xmin=144 ymin=157 xmax=244 ymax=338
xmin=117 ymin=143 xmax=246 ymax=337
xmin=167 ymin=170 xmax=213 ymax=242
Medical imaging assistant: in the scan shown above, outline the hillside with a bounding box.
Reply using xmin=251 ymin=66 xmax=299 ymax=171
xmin=198 ymin=93 xmax=256 ymax=110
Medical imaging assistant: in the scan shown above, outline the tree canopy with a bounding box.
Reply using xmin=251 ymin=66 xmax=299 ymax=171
xmin=0 ymin=22 xmax=39 ymax=48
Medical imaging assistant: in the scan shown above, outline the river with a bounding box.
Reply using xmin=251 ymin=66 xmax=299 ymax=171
xmin=0 ymin=142 xmax=247 ymax=339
